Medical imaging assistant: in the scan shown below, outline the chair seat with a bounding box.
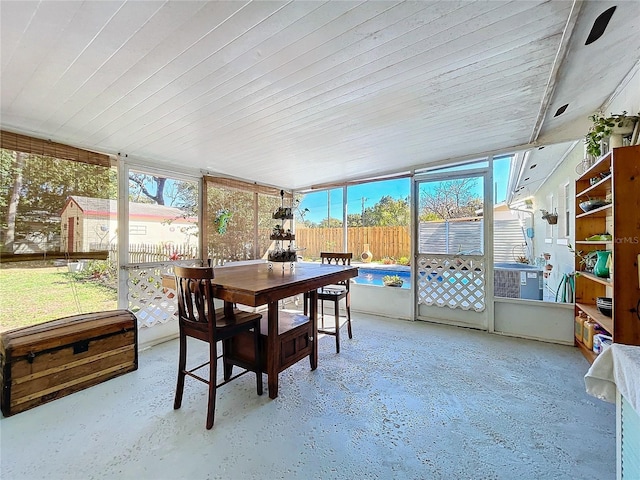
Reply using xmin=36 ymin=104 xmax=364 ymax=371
xmin=183 ymin=309 xmax=262 ymax=343
xmin=317 ymin=285 xmax=347 ymax=298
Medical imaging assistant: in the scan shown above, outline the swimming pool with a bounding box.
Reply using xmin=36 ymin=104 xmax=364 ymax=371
xmin=353 ymin=267 xmax=411 ymax=288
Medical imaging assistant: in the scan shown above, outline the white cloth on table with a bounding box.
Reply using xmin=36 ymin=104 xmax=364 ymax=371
xmin=584 ymin=343 xmax=640 ymax=412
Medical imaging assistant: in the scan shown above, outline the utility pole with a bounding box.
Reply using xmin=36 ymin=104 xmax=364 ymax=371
xmin=361 ymin=197 xmax=367 ymax=226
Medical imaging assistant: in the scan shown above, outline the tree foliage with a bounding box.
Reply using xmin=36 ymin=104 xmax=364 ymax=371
xmin=419 ymin=178 xmax=482 ymax=220
xmin=0 ymin=150 xmax=115 ymax=252
xmin=364 ymin=195 xmax=410 ymax=226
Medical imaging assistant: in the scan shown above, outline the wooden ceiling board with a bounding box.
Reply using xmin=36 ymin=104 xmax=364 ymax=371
xmin=1 ymin=0 xmax=637 ymax=192
xmin=89 ymin=1 xmax=424 ymax=150
xmin=9 ymin=2 xmax=130 ymax=118
xmin=29 ymin=2 xmax=165 ymax=132
xmin=88 ymin=1 xmax=356 ymax=149
xmin=78 ymin=1 xmax=310 ymax=142
xmin=0 ymin=1 xmax=40 ymax=71
xmin=0 ymin=1 xmax=85 ymax=107
xmin=43 ymin=1 xmax=257 ymax=137
xmin=175 ymin=1 xmax=544 ymax=136
xmin=118 ymin=2 xmax=451 ymax=153
xmin=47 ymin=1 xmax=214 ymax=133
xmin=163 ymin=41 xmax=558 ymax=171
xmin=154 ymin=1 xmax=564 ymax=152
xmin=537 ymin=0 xmax=640 ymax=145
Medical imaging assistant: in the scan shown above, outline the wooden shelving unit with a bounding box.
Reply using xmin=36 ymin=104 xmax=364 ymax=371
xmin=573 ymin=145 xmax=640 ymax=363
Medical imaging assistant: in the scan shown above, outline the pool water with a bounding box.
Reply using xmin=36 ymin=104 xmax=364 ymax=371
xmin=353 ymin=267 xmax=474 ymax=288
xmin=354 ymin=268 xmax=411 ymax=288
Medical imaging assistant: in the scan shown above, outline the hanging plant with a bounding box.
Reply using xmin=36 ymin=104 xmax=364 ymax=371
xmin=585 ymin=111 xmax=639 ymax=158
xmin=214 ymin=209 xmax=232 ymax=235
xmin=540 ymin=209 xmax=558 ymax=225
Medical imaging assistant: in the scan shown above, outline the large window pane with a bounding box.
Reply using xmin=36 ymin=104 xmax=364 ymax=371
xmin=347 ymin=178 xmax=410 ymax=264
xmin=418 ymin=176 xmax=484 ymax=255
xmin=204 ymin=177 xmax=282 ymax=263
xmin=128 ymin=170 xmax=199 ymax=263
xmin=0 ymin=148 xmax=117 ymax=330
xmin=295 ymin=188 xmax=343 ymax=260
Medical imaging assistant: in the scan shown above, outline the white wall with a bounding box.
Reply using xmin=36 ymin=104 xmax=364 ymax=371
xmin=530 ymin=143 xmax=581 ymax=297
xmin=494 ymin=299 xmax=574 ymax=345
xmin=350 ymin=283 xmax=412 ymax=320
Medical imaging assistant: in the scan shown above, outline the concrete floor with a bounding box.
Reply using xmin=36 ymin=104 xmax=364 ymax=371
xmin=1 ymin=314 xmax=614 ymax=480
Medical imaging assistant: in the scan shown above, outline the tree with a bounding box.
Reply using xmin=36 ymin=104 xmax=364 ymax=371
xmin=346 ymin=213 xmax=362 ymax=227
xmin=2 ymin=151 xmax=25 ymax=252
xmin=419 ymin=178 xmax=481 ymax=220
xmin=0 ymin=151 xmax=115 ymax=252
xmin=129 ymin=173 xmax=167 ymax=205
xmin=318 ymin=217 xmax=342 ymax=228
xmin=366 ymin=195 xmax=410 ymax=226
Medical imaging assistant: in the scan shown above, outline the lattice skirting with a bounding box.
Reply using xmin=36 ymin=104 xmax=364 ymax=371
xmin=416 ymin=254 xmax=485 ymax=312
xmin=126 ymin=260 xmax=198 ymax=328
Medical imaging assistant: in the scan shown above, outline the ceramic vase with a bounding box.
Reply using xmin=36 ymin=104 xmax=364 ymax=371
xmin=593 ymin=250 xmax=611 ymax=278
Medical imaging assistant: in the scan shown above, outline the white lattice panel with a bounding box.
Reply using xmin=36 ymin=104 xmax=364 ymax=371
xmin=126 ymin=260 xmax=198 ymax=328
xmin=417 ymin=254 xmax=485 ymax=312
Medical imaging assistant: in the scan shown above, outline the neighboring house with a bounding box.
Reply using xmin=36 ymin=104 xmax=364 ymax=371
xmin=60 ymin=196 xmax=197 ymax=252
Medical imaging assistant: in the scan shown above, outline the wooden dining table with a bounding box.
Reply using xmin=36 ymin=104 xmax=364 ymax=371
xmin=165 ymin=261 xmax=358 ymax=399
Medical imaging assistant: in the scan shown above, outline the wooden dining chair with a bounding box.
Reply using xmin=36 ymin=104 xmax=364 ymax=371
xmin=304 ymin=252 xmax=353 ymax=353
xmin=173 ymin=265 xmax=263 ymax=429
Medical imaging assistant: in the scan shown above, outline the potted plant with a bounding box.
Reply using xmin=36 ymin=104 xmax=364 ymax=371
xmin=568 ymin=243 xmax=597 ymax=273
xmin=585 ymin=111 xmax=639 ymax=158
xmin=382 ymin=274 xmax=403 ymax=287
xmin=540 ymin=209 xmax=558 ymax=225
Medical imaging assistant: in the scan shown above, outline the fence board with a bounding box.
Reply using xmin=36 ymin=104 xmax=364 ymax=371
xmin=296 ymin=226 xmax=410 ymax=261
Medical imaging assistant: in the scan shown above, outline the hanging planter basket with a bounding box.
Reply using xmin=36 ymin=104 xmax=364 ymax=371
xmin=540 ymin=209 xmax=558 ymax=225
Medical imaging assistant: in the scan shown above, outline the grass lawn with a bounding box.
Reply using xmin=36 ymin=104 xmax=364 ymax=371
xmin=0 ymin=265 xmax=117 ymax=332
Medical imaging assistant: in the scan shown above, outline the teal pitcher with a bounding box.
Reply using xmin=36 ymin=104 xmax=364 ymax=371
xmin=593 ymin=250 xmax=611 ymax=278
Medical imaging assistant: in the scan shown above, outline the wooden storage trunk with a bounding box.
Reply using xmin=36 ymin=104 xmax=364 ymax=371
xmin=1 ymin=310 xmax=138 ymax=417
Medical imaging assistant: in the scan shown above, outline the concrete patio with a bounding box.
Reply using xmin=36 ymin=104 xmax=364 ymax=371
xmin=1 ymin=314 xmax=613 ymax=480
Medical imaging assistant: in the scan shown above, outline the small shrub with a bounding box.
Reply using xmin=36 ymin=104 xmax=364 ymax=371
xmin=397 ymin=256 xmax=410 ymax=266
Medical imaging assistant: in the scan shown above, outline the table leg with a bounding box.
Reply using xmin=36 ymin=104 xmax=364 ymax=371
xmin=310 ymin=290 xmax=318 ymax=371
xmin=267 ymin=301 xmax=279 ymax=399
xmin=223 ymin=300 xmax=234 ymax=318
xmin=223 ymin=301 xmax=235 ymax=380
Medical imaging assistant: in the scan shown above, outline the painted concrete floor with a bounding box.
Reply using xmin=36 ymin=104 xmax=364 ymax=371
xmin=1 ymin=314 xmax=614 ymax=480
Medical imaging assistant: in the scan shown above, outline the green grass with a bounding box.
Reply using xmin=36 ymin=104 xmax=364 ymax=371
xmin=0 ymin=265 xmax=117 ymax=332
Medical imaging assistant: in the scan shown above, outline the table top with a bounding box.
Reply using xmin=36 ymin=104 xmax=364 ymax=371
xmin=210 ymin=262 xmax=358 ymax=306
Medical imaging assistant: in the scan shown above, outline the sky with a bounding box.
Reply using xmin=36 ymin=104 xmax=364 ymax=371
xmin=298 ymin=156 xmax=512 ymax=224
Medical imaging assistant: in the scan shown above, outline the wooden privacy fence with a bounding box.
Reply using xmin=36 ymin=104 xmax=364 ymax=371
xmin=295 ymin=226 xmax=411 ymax=261
xmin=296 ymin=219 xmax=523 ymax=262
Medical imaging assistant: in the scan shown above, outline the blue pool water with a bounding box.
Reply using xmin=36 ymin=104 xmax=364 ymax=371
xmin=354 ymin=267 xmax=411 ymax=288
xmin=354 ymin=267 xmax=475 ymax=288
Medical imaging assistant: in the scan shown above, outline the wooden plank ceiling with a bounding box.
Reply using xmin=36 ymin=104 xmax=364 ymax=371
xmin=1 ymin=1 xmax=639 ymax=191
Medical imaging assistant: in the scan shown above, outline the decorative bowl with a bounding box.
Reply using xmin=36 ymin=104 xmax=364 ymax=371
xmin=579 ymin=199 xmax=610 ymax=213
xmin=596 ymin=297 xmax=612 ymax=317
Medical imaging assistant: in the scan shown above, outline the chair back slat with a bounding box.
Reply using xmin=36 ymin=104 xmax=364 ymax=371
xmin=174 ymin=266 xmax=217 ymax=327
xmin=320 ymin=252 xmax=352 ymax=266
